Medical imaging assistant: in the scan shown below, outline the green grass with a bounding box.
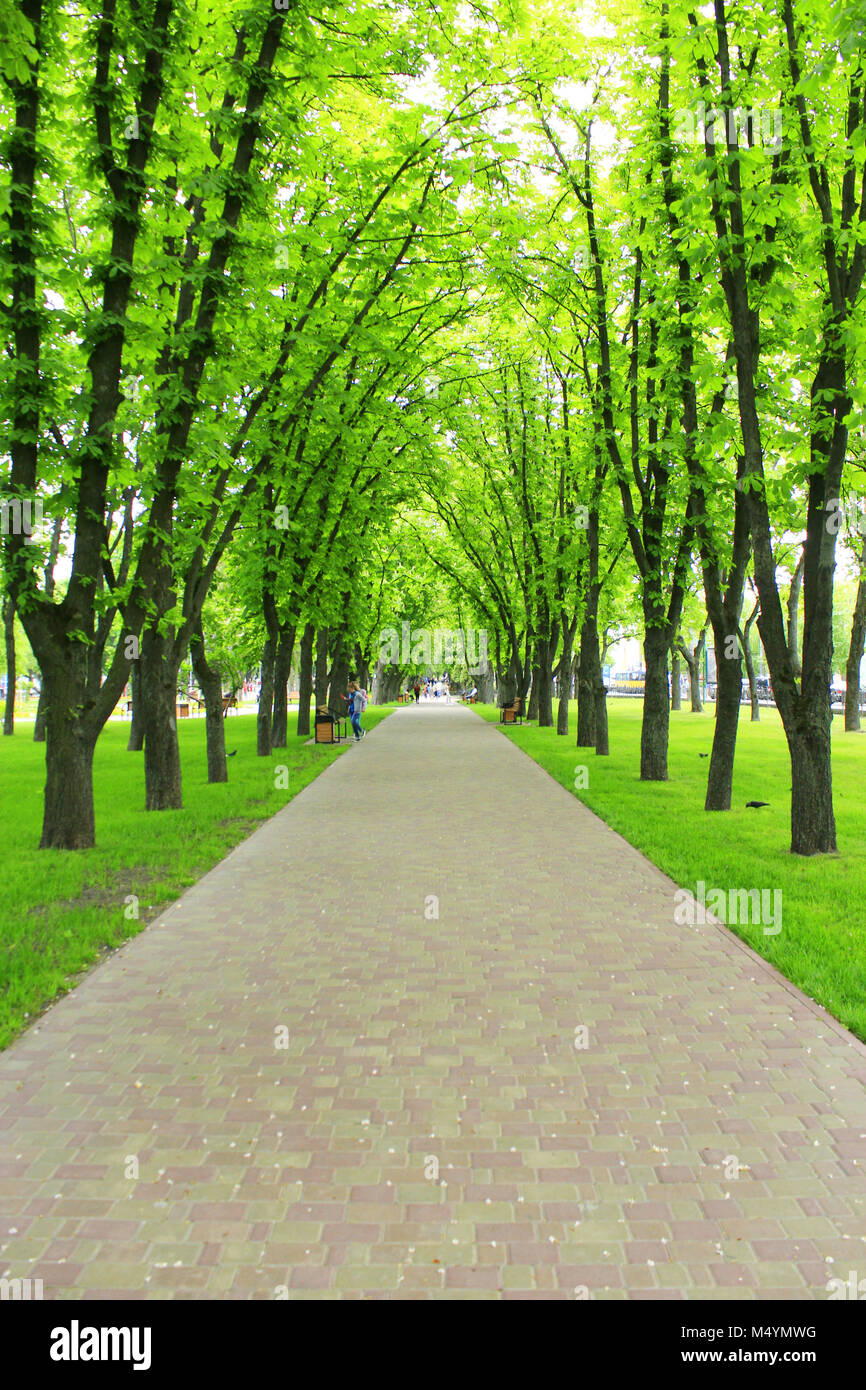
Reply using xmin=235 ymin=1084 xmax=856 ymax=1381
xmin=476 ymin=699 xmax=866 ymax=1041
xmin=0 ymin=704 xmax=394 ymax=1050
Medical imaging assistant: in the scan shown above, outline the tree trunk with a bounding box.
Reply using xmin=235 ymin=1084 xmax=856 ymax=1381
xmin=256 ymin=553 xmax=280 ymax=757
xmin=141 ymin=629 xmax=183 ymax=811
xmin=670 ymin=645 xmax=682 ymax=711
xmin=679 ymin=647 xmax=698 ymax=710
xmin=126 ymin=658 xmax=144 ymax=751
xmin=3 ymin=596 xmax=15 ymax=736
xmin=527 ymin=645 xmax=540 ymax=720
xmin=354 ymin=644 xmax=371 ymax=693
xmin=190 ymin=621 xmax=227 ymax=783
xmin=576 ymin=618 xmax=597 ymax=748
xmin=789 ymin=722 xmax=836 ymax=855
xmin=535 ymin=632 xmax=554 ymax=727
xmin=742 ymin=601 xmax=760 ymax=721
xmin=39 ymin=656 xmax=98 ymax=849
xmin=593 ymin=660 xmax=609 ymax=757
xmin=257 ymin=635 xmax=277 ymax=757
xmin=297 ymin=622 xmax=314 ymax=737
xmin=496 ymin=664 xmax=516 ymax=706
xmin=641 ymin=626 xmax=670 ymax=780
xmin=716 ymin=139 xmax=842 ymax=854
xmin=495 ymin=635 xmax=523 ymax=706
xmin=689 ymin=640 xmax=704 ymax=712
xmin=678 ymin=630 xmax=706 ymax=713
xmin=844 ymin=537 xmax=866 ymax=731
xmin=378 ymin=663 xmax=403 ymax=703
xmin=556 ymin=632 xmax=574 ymax=735
xmin=705 ymin=643 xmax=742 ymax=811
xmin=270 ymin=624 xmax=295 ymax=748
xmin=33 ymin=515 xmax=63 ymax=747
xmin=476 ymin=656 xmax=496 ymax=703
xmin=787 ymin=546 xmax=805 ymax=678
xmin=315 ymin=627 xmax=329 ymax=707
xmin=327 ymin=636 xmax=351 ymax=718
xmin=33 ymin=678 xmax=48 ymax=741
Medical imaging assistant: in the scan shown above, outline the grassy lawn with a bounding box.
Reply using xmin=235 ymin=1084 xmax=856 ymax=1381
xmin=0 ymin=704 xmax=394 ymax=1050
xmin=476 ymin=699 xmax=866 ymax=1042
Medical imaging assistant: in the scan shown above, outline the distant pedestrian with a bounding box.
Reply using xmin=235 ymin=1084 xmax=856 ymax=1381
xmin=347 ymin=679 xmax=367 ymax=740
xmin=413 ymin=681 xmax=421 ymax=703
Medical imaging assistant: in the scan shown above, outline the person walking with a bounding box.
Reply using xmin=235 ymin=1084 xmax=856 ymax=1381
xmin=413 ymin=680 xmax=421 ymax=703
xmin=348 ymin=679 xmax=367 ymax=741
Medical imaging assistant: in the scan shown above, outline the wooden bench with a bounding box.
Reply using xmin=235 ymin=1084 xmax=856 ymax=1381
xmin=221 ymin=692 xmax=239 ymax=717
xmin=461 ymin=692 xmax=478 ymax=704
xmin=499 ymin=696 xmax=523 ymax=725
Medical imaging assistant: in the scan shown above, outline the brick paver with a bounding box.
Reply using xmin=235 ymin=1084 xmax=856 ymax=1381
xmin=1 ymin=703 xmax=864 ymax=1299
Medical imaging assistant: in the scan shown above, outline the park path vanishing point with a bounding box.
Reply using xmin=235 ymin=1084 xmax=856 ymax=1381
xmin=1 ymin=702 xmax=864 ymax=1300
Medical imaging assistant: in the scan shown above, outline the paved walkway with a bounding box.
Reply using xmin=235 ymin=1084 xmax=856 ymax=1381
xmin=1 ymin=703 xmax=864 ymax=1300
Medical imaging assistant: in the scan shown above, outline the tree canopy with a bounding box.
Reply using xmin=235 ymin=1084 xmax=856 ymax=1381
xmin=3 ymin=0 xmax=866 ymax=856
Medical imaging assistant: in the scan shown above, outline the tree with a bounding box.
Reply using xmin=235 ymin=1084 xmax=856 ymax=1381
xmin=687 ymin=0 xmax=866 ymax=852
xmin=2 ymin=0 xmax=286 ymax=844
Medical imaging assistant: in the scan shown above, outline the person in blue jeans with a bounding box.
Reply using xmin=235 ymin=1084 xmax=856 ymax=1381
xmin=347 ymin=679 xmax=367 ymax=741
